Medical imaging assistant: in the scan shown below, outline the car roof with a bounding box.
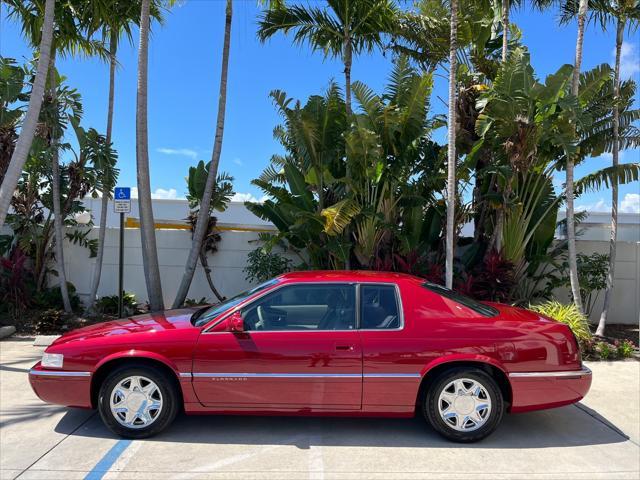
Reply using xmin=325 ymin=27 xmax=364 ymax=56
xmin=276 ymin=270 xmax=423 ymax=284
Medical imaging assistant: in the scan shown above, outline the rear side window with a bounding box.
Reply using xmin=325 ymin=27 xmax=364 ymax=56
xmin=422 ymin=282 xmax=498 ymax=317
xmin=360 ymin=285 xmax=401 ymax=329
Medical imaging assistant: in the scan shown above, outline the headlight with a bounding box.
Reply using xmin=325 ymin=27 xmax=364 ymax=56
xmin=41 ymin=353 xmax=64 ymax=368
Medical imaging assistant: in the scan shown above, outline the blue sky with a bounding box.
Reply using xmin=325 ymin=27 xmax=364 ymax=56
xmin=1 ymin=1 xmax=639 ymax=213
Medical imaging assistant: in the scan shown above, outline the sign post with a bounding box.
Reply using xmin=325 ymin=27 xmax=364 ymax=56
xmin=114 ymin=187 xmax=131 ymax=318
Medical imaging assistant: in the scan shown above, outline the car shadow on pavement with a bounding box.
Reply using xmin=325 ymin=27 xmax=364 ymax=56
xmin=56 ymin=402 xmax=630 ymax=449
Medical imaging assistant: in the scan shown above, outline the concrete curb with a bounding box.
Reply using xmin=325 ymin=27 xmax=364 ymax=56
xmin=33 ymin=335 xmax=60 ymax=347
xmin=0 ymin=326 xmax=16 ymax=339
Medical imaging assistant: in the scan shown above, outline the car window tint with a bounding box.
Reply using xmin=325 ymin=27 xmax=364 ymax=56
xmin=421 ymin=282 xmax=498 ymax=317
xmin=360 ymin=285 xmax=400 ymax=329
xmin=241 ymin=284 xmax=356 ymax=331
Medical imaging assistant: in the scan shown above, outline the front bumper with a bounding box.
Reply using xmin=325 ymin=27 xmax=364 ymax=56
xmin=508 ymin=366 xmax=592 ymax=413
xmin=29 ymin=363 xmax=93 ymax=408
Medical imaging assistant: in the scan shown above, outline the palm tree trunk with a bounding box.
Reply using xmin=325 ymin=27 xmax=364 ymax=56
xmin=596 ymin=17 xmax=624 ymax=336
xmin=136 ymin=0 xmax=164 ymax=311
xmin=199 ymin=248 xmax=225 ymax=302
xmin=501 ymin=0 xmax=509 ymax=63
xmin=172 ymin=0 xmax=232 ymax=308
xmin=48 ymin=57 xmax=72 ymax=314
xmin=566 ymin=0 xmax=588 ymax=315
xmin=445 ymin=0 xmax=458 ymax=289
xmin=343 ymin=35 xmax=353 ymax=270
xmin=0 ymin=0 xmax=55 ymax=229
xmin=88 ymin=29 xmax=118 ymax=311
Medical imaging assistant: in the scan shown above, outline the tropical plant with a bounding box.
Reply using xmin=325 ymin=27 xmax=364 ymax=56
xmin=173 ymin=0 xmax=233 ymax=308
xmin=558 ymin=252 xmax=609 ymax=317
xmin=183 ymin=161 xmax=234 ymax=302
xmin=586 ymin=0 xmax=640 ymax=336
xmin=247 ymin=59 xmax=445 ymax=273
xmin=96 ymin=292 xmax=139 ymax=316
xmin=244 ymin=248 xmax=292 ymax=284
xmin=530 ymin=301 xmax=592 ymax=342
xmin=135 ymin=0 xmax=164 ymax=310
xmin=0 ymin=0 xmax=55 ymax=230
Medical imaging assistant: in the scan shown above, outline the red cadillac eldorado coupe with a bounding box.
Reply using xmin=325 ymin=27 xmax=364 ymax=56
xmin=29 ymin=271 xmax=591 ymax=442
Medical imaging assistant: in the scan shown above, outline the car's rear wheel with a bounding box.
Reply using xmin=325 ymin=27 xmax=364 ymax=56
xmin=424 ymin=367 xmax=504 ymax=442
xmin=98 ymin=365 xmax=178 ymax=438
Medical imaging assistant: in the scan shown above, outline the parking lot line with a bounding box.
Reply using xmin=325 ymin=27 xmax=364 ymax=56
xmin=83 ymin=439 xmax=131 ymax=480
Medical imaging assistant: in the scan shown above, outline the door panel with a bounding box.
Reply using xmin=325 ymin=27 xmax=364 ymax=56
xmin=192 ymin=331 xmax=362 ymax=409
xmin=192 ymin=283 xmax=362 ymax=409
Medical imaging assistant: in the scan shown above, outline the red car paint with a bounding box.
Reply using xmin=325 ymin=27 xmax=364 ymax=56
xmin=29 ymin=271 xmax=591 ymax=417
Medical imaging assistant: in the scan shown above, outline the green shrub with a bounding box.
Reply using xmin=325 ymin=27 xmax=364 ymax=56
xmin=243 ymin=248 xmax=292 ymax=283
xmin=595 ymin=341 xmax=613 ymax=360
xmin=184 ymin=297 xmax=210 ymax=307
xmin=34 ymin=309 xmax=66 ymax=335
xmin=96 ymin=292 xmax=139 ymax=316
xmin=616 ymin=339 xmax=636 ymax=358
xmin=33 ymin=283 xmax=81 ymax=312
xmin=529 ymin=301 xmax=591 ymax=342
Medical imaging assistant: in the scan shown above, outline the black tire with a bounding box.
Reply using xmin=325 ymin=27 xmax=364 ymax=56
xmin=423 ymin=367 xmax=504 ymax=442
xmin=98 ymin=365 xmax=179 ymax=439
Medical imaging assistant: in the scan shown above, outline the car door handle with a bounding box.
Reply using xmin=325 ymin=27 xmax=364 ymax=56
xmin=335 ymin=345 xmax=354 ymax=351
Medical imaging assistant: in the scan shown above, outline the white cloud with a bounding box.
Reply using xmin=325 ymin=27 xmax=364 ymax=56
xmin=621 ymin=193 xmax=640 ymax=214
xmin=130 ymin=187 xmax=181 ymax=200
xmin=617 ymin=42 xmax=640 ymax=80
xmin=156 ymin=147 xmax=198 ymax=159
xmin=232 ymin=158 xmax=243 ymax=166
xmin=576 ymin=198 xmax=610 ymax=212
xmin=231 ymin=192 xmax=270 ymax=203
xmin=231 ymin=192 xmax=259 ymax=203
xmin=577 ymin=193 xmax=640 ymax=214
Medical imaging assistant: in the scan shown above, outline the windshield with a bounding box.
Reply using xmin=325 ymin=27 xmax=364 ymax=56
xmin=421 ymin=282 xmax=498 ymax=317
xmin=192 ymin=279 xmax=280 ymax=327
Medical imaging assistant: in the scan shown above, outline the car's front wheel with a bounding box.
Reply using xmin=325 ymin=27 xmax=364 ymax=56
xmin=98 ymin=365 xmax=179 ymax=438
xmin=424 ymin=367 xmax=504 ymax=442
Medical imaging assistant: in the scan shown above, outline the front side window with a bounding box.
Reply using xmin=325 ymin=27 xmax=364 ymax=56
xmin=360 ymin=285 xmax=401 ymax=329
xmin=192 ymin=279 xmax=279 ymax=327
xmin=241 ymin=284 xmax=356 ymax=331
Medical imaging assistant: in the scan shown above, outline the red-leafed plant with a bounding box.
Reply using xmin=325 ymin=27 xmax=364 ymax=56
xmin=457 ymin=250 xmax=515 ymax=302
xmin=0 ymin=248 xmax=31 ymax=318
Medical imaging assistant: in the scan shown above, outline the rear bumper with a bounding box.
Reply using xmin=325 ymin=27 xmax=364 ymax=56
xmin=29 ymin=363 xmax=93 ymax=408
xmin=508 ymin=366 xmax=592 ymax=413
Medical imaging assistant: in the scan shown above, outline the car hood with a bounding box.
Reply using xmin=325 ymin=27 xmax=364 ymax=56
xmin=51 ymin=308 xmax=198 ymax=345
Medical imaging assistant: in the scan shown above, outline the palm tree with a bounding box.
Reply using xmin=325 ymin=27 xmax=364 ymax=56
xmin=500 ymin=0 xmax=523 ymax=62
xmin=0 ymin=0 xmax=55 ymax=229
xmin=4 ymin=0 xmax=105 ymax=312
xmin=258 ymin=0 xmax=398 ymax=269
xmin=445 ymin=0 xmax=458 ymax=289
xmin=84 ymin=0 xmax=163 ymax=311
xmin=136 ymin=0 xmax=164 ymax=310
xmin=592 ymin=0 xmax=640 ymax=335
xmin=172 ymin=0 xmax=233 ymax=308
xmin=565 ymin=0 xmax=590 ymax=316
xmin=258 ymin=0 xmax=397 ymax=117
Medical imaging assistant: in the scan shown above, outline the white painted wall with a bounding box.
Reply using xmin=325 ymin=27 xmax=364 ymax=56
xmin=62 ymin=227 xmax=274 ymax=307
xmin=59 ymin=225 xmax=640 ymax=324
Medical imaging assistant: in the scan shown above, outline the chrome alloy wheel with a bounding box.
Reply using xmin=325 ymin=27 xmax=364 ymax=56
xmin=109 ymin=375 xmax=163 ymax=429
xmin=437 ymin=378 xmax=492 ymax=432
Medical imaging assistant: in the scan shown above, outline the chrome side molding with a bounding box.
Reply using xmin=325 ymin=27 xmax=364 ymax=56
xmin=508 ymin=366 xmax=592 ymax=378
xmin=29 ymin=369 xmax=91 ymax=377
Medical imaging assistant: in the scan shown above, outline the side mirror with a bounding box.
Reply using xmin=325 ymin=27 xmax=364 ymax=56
xmin=228 ymin=312 xmax=244 ymax=333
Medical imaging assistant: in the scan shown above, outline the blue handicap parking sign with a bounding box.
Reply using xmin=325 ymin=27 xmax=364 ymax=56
xmin=114 ymin=187 xmax=131 ymax=200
